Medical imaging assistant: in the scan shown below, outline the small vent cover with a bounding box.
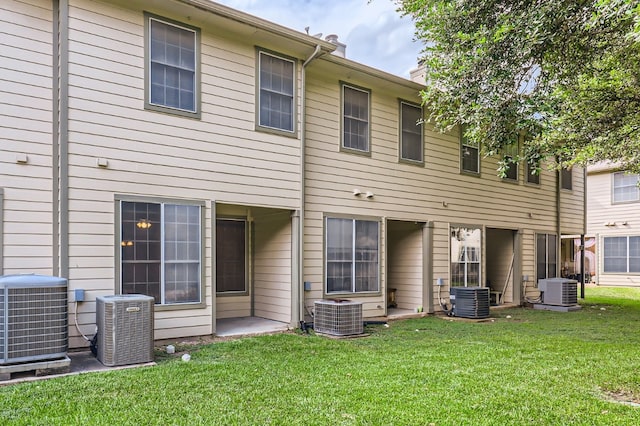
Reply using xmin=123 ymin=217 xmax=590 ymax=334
xmin=450 ymin=287 xmax=490 ymax=319
xmin=96 ymin=294 xmax=154 ymax=367
xmin=314 ymin=300 xmax=363 ymax=336
xmin=0 ymin=274 xmax=68 ymax=365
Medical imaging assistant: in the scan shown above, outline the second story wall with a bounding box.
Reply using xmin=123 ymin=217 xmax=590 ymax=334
xmin=1 ymin=0 xmax=54 ymax=274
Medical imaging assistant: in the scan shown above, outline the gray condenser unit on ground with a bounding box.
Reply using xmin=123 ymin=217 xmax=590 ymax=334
xmin=314 ymin=300 xmax=363 ymax=336
xmin=450 ymin=286 xmax=490 ymax=319
xmin=0 ymin=274 xmax=68 ymax=365
xmin=96 ymin=294 xmax=154 ymax=367
xmin=538 ymin=278 xmax=578 ymax=306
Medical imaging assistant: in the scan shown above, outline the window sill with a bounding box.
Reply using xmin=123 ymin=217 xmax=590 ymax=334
xmin=154 ymin=301 xmax=206 ymax=312
xmin=255 ymin=124 xmax=297 ymax=138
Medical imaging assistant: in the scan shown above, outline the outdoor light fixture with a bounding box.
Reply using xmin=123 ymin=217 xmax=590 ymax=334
xmin=136 ymin=219 xmax=152 ymax=229
xmin=365 ymin=191 xmax=374 ymax=199
xmin=353 ymin=188 xmax=362 ymax=196
xmin=120 ymin=241 xmax=133 ymax=247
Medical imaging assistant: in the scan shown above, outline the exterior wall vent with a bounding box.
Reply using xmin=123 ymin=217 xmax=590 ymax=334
xmin=537 ymin=278 xmax=578 ymax=306
xmin=96 ymin=294 xmax=154 ymax=366
xmin=314 ymin=300 xmax=363 ymax=336
xmin=0 ymin=275 xmax=68 ymax=365
xmin=450 ymin=286 xmax=490 ymax=319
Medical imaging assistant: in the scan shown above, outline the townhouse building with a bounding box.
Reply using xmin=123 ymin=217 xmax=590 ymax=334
xmin=1 ymin=0 xmax=585 ymax=348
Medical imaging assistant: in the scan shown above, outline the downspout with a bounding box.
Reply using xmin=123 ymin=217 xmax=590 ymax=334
xmin=556 ymin=168 xmax=561 ymax=277
xmin=299 ymin=45 xmax=323 ymax=323
xmin=581 ymin=167 xmax=587 ymax=298
xmin=52 ymin=0 xmax=60 ymax=276
xmin=59 ymin=0 xmax=69 ymax=279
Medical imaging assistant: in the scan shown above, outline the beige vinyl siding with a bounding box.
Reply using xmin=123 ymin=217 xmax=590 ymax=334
xmin=587 ymin=170 xmax=640 ymax=286
xmin=64 ymin=0 xmax=302 ymax=343
xmin=303 ymin=63 xmax=571 ymax=315
xmin=387 ymin=221 xmax=423 ymax=311
xmin=560 ymin=168 xmax=586 ymax=235
xmin=0 ymin=0 xmax=53 ymax=274
xmin=253 ymin=210 xmax=292 ymax=323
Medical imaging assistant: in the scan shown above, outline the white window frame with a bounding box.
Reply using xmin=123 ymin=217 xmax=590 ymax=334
xmin=117 ymin=197 xmax=204 ymax=308
xmin=612 ymin=172 xmax=640 ymax=204
xmin=603 ymin=236 xmax=640 ymax=274
xmin=399 ymin=100 xmax=424 ymax=164
xmin=145 ymin=13 xmax=200 ymax=118
xmin=257 ymin=50 xmax=296 ymax=134
xmin=450 ymin=226 xmax=482 ymax=287
xmin=325 ymin=217 xmax=380 ymax=294
xmin=341 ymin=83 xmax=371 ymax=154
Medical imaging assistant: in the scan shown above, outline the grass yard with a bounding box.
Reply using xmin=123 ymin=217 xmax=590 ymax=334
xmin=1 ymin=286 xmax=639 ymax=425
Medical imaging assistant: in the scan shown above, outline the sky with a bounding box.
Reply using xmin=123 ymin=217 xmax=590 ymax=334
xmin=215 ymin=0 xmax=424 ymax=78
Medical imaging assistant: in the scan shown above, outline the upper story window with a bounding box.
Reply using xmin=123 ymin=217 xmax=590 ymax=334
xmin=502 ymin=139 xmax=519 ymax=182
xmin=258 ymin=50 xmax=295 ymax=133
xmin=460 ymin=127 xmax=480 ymax=174
xmin=613 ymin=172 xmax=640 ymax=203
xmin=119 ymin=199 xmax=203 ymax=306
xmin=342 ymin=84 xmax=370 ymax=153
xmin=145 ymin=13 xmax=199 ymax=117
xmin=399 ymin=101 xmax=423 ymax=163
xmin=526 ymin=160 xmax=540 ymax=185
xmin=561 ymin=167 xmax=573 ymax=190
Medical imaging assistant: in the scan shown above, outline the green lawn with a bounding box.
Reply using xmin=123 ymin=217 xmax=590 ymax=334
xmin=2 ymin=286 xmax=639 ymax=425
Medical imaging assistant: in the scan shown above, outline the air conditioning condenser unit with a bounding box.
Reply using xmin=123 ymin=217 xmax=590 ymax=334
xmin=538 ymin=278 xmax=578 ymax=306
xmin=450 ymin=286 xmax=490 ymax=319
xmin=0 ymin=274 xmax=68 ymax=365
xmin=314 ymin=300 xmax=363 ymax=336
xmin=96 ymin=294 xmax=154 ymax=367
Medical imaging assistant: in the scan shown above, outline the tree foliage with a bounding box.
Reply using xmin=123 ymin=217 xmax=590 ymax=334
xmin=399 ymin=0 xmax=640 ymax=174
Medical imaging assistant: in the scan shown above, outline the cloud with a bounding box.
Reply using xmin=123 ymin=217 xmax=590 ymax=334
xmin=215 ymin=0 xmax=423 ymax=77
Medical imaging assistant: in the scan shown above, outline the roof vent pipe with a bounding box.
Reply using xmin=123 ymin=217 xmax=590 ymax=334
xmin=325 ymin=34 xmax=346 ymax=58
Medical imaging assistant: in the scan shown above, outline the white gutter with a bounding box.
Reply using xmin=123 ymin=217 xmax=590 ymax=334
xmin=299 ymin=44 xmax=324 ymax=323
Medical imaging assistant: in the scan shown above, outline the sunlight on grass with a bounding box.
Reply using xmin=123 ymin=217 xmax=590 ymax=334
xmin=1 ymin=286 xmax=639 ymax=425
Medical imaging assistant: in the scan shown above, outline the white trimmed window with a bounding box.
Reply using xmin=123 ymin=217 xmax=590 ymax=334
xmin=120 ymin=200 xmax=202 ymax=305
xmin=460 ymin=128 xmax=480 ymax=174
xmin=326 ymin=218 xmax=379 ymax=294
xmin=613 ymin=172 xmax=640 ymax=203
xmin=146 ymin=14 xmax=199 ymax=116
xmin=536 ymin=233 xmax=557 ymax=281
xmin=258 ymin=51 xmax=295 ymax=132
xmin=450 ymin=227 xmax=481 ymax=287
xmin=400 ymin=101 xmax=423 ymax=163
xmin=603 ymin=236 xmax=640 ymax=273
xmin=342 ymin=84 xmax=370 ymax=152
